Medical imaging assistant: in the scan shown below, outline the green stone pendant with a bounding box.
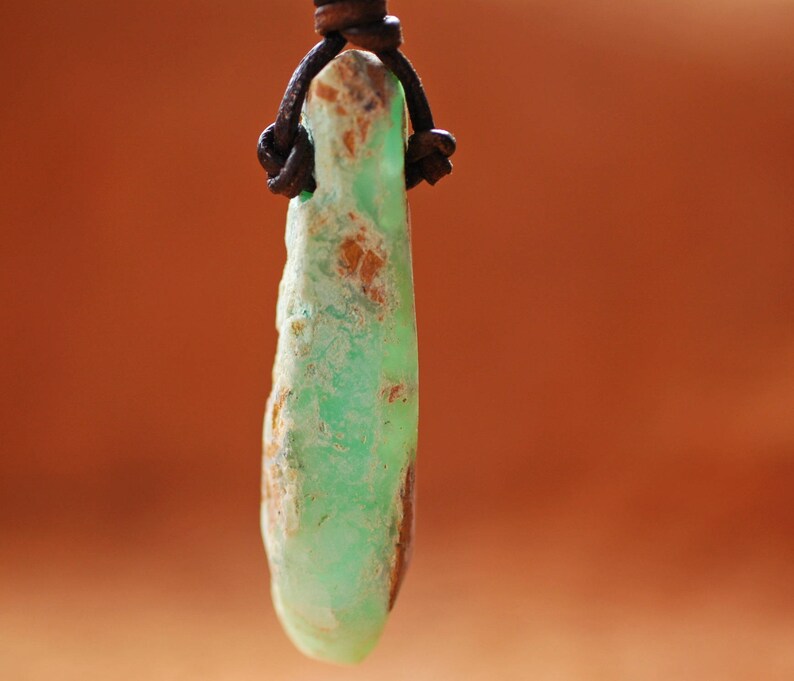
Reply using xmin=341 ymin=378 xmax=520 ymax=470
xmin=261 ymin=51 xmax=418 ymax=664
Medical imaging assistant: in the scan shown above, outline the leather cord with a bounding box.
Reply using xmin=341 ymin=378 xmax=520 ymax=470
xmin=258 ymin=0 xmax=456 ymax=198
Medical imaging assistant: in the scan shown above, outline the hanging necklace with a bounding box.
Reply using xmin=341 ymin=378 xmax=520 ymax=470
xmin=257 ymin=0 xmax=455 ymax=664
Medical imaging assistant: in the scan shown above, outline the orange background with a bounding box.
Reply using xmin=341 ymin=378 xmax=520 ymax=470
xmin=2 ymin=1 xmax=794 ymax=679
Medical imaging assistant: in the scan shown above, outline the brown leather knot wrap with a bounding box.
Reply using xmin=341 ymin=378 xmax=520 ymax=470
xmin=315 ymin=1 xmax=403 ymax=52
xmin=258 ymin=0 xmax=456 ymax=198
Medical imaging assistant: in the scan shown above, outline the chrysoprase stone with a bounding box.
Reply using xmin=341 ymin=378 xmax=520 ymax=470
xmin=261 ymin=50 xmax=418 ymax=665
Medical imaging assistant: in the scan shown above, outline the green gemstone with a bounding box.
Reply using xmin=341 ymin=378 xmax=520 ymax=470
xmin=261 ymin=50 xmax=418 ymax=665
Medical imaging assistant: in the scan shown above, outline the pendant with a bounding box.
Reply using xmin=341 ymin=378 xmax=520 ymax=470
xmin=262 ymin=50 xmax=417 ymax=664
xmin=256 ymin=0 xmax=455 ymax=665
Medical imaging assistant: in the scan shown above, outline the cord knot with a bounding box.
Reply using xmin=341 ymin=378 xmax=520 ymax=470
xmin=314 ymin=0 xmax=403 ymax=52
xmin=406 ymin=129 xmax=456 ymax=188
xmin=258 ymin=123 xmax=316 ymax=197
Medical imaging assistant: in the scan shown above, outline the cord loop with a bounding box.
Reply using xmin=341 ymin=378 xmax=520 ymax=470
xmin=258 ymin=0 xmax=455 ymax=198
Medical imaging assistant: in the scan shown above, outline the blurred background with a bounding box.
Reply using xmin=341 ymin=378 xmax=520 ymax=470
xmin=2 ymin=1 xmax=794 ymax=679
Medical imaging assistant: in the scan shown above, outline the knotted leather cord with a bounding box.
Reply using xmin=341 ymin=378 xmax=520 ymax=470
xmin=258 ymin=0 xmax=456 ymax=198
